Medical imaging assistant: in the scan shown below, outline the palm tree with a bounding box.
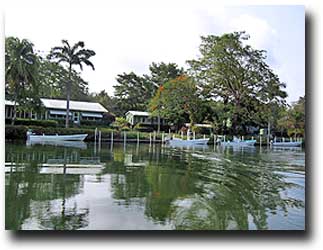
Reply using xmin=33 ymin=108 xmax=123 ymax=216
xmin=48 ymin=40 xmax=95 ymax=128
xmin=5 ymin=37 xmax=39 ymax=125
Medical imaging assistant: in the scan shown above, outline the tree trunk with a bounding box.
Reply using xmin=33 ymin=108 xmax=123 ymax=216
xmin=11 ymin=85 xmax=20 ymax=125
xmin=11 ymin=101 xmax=17 ymax=125
xmin=157 ymin=114 xmax=160 ymax=133
xmin=233 ymin=97 xmax=241 ymax=135
xmin=65 ymin=65 xmax=72 ymax=128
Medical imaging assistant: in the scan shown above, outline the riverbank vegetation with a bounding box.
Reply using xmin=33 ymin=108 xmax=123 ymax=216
xmin=5 ymin=32 xmax=305 ymax=138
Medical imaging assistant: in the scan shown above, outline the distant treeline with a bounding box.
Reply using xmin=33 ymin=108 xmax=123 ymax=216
xmin=5 ymin=32 xmax=304 ymax=136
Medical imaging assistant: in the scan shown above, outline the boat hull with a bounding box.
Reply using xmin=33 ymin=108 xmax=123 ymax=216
xmin=28 ymin=134 xmax=88 ymax=142
xmin=220 ymin=140 xmax=256 ymax=147
xmin=168 ymin=138 xmax=209 ymax=147
xmin=272 ymin=142 xmax=302 ymax=147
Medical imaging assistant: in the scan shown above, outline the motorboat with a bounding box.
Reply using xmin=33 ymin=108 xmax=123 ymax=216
xmin=167 ymin=137 xmax=209 ymax=147
xmin=27 ymin=131 xmax=88 ymax=142
xmin=219 ymin=136 xmax=256 ymax=147
xmin=271 ymin=141 xmax=302 ymax=147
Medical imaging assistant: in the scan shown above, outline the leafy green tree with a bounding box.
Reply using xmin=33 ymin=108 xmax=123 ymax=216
xmin=148 ymin=62 xmax=185 ymax=88
xmin=187 ymin=32 xmax=287 ymax=134
xmin=113 ymin=72 xmax=152 ymax=115
xmin=277 ymin=96 xmax=305 ymax=137
xmin=149 ymin=75 xmax=202 ymax=130
xmin=48 ymin=40 xmax=95 ymax=128
xmin=113 ymin=62 xmax=184 ymax=118
xmin=38 ymin=58 xmax=90 ymax=101
xmin=5 ymin=37 xmax=40 ymax=125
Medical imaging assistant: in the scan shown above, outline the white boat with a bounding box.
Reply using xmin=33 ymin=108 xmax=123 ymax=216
xmin=271 ymin=141 xmax=302 ymax=147
xmin=167 ymin=137 xmax=209 ymax=147
xmin=220 ymin=137 xmax=256 ymax=147
xmin=27 ymin=131 xmax=88 ymax=142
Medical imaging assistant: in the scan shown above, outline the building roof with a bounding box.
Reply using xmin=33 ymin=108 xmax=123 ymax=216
xmin=185 ymin=123 xmax=213 ymax=128
xmin=5 ymin=100 xmax=16 ymax=106
xmin=40 ymin=98 xmax=108 ymax=113
xmin=126 ymin=111 xmax=150 ymax=116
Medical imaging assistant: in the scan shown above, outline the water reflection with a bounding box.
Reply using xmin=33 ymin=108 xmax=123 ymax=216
xmin=5 ymin=142 xmax=305 ymax=230
xmin=26 ymin=140 xmax=87 ymax=149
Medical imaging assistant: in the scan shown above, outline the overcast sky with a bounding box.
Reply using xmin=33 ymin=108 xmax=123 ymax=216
xmin=4 ymin=1 xmax=304 ymax=103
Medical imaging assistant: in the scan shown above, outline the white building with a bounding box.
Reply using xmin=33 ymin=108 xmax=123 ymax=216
xmin=125 ymin=111 xmax=165 ymax=126
xmin=5 ymin=98 xmax=108 ymax=124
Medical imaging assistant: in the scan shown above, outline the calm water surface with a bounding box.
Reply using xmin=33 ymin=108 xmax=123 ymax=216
xmin=5 ymin=141 xmax=305 ymax=230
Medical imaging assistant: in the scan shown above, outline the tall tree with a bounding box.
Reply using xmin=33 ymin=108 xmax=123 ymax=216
xmin=38 ymin=58 xmax=90 ymax=101
xmin=149 ymin=75 xmax=202 ymax=130
xmin=277 ymin=96 xmax=305 ymax=137
xmin=113 ymin=72 xmax=153 ymax=115
xmin=48 ymin=40 xmax=95 ymax=128
xmin=187 ymin=32 xmax=287 ymax=134
xmin=148 ymin=62 xmax=185 ymax=88
xmin=5 ymin=37 xmax=40 ymax=125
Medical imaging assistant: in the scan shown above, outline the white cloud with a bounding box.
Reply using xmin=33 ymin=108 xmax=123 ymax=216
xmin=229 ymin=14 xmax=277 ymax=50
xmin=4 ymin=2 xmax=304 ymax=103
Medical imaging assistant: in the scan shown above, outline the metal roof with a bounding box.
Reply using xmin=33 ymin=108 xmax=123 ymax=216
xmin=126 ymin=111 xmax=150 ymax=116
xmin=40 ymin=98 xmax=108 ymax=113
xmin=5 ymin=100 xmax=16 ymax=106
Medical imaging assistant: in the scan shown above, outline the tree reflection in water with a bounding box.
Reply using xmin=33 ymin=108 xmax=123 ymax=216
xmin=5 ymin=142 xmax=304 ymax=230
xmin=107 ymin=144 xmax=304 ymax=230
xmin=5 ymin=145 xmax=89 ymax=230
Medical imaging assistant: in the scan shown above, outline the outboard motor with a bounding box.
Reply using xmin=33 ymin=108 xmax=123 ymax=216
xmin=26 ymin=130 xmax=32 ymax=140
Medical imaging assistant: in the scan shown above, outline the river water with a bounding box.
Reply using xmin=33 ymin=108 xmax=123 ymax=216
xmin=5 ymin=141 xmax=305 ymax=230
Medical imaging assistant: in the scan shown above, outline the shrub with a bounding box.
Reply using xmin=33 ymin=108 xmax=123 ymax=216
xmin=5 ymin=125 xmax=29 ymax=140
xmin=111 ymin=117 xmax=130 ymax=131
xmin=13 ymin=119 xmax=58 ymax=128
xmin=134 ymin=123 xmax=154 ymax=132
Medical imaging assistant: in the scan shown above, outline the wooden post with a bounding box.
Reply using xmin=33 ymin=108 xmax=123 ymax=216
xmin=124 ymin=131 xmax=126 ymax=144
xmin=224 ymin=135 xmax=226 ymax=143
xmin=203 ymin=134 xmax=206 ymax=139
xmin=94 ymin=128 xmax=97 ymax=143
xmin=137 ymin=131 xmax=140 ymax=144
xmin=267 ymin=121 xmax=271 ymax=146
xmin=283 ymin=137 xmax=285 ymax=142
xmin=242 ymin=136 xmax=244 ymax=141
xmin=149 ymin=133 xmax=152 ymax=144
xmin=110 ymin=131 xmax=113 ymax=151
xmin=162 ymin=132 xmax=165 ymax=143
xmin=98 ymin=130 xmax=101 ymax=152
xmin=260 ymin=135 xmax=262 ymax=148
xmin=181 ymin=131 xmax=183 ymax=139
xmin=187 ymin=129 xmax=190 ymax=141
xmin=153 ymin=131 xmax=156 ymax=143
xmin=193 ymin=131 xmax=196 ymax=140
xmin=214 ymin=134 xmax=216 ymax=145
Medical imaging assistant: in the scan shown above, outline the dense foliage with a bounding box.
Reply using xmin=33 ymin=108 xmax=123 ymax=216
xmin=5 ymin=33 xmax=304 ymax=136
xmin=5 ymin=37 xmax=41 ymax=125
xmin=187 ymin=32 xmax=288 ymax=134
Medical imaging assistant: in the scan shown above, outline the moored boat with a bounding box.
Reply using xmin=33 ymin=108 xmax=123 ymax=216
xmin=167 ymin=137 xmax=209 ymax=147
xmin=219 ymin=136 xmax=256 ymax=147
xmin=27 ymin=131 xmax=88 ymax=142
xmin=271 ymin=141 xmax=302 ymax=147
